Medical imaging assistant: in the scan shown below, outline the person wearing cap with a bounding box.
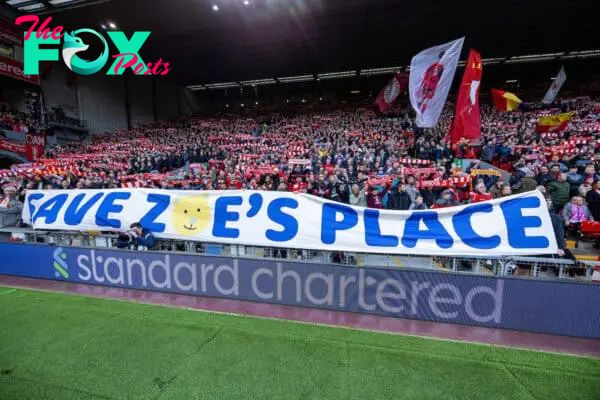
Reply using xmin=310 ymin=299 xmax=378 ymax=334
xmin=0 ymin=184 xmax=23 ymax=231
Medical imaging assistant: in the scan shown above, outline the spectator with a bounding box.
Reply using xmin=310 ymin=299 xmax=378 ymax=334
xmin=563 ymin=196 xmax=593 ymax=238
xmin=536 ymin=165 xmax=553 ymax=187
xmin=387 ymin=183 xmax=412 ymax=210
xmin=545 ymin=196 xmax=566 ymax=257
xmin=349 ymin=184 xmax=366 ymax=207
xmin=547 ymin=173 xmax=571 ymax=212
xmin=432 ymin=189 xmax=459 ymax=209
xmin=585 ymin=181 xmax=600 ymax=221
xmin=470 ymin=183 xmax=493 ymax=203
xmin=409 ymin=194 xmax=428 ymax=210
xmin=116 ymin=222 xmax=156 ymax=250
xmin=0 ymin=185 xmax=23 ymax=241
xmin=367 ymin=185 xmax=387 ymax=209
xmin=499 ymin=185 xmax=513 ymax=197
xmin=405 ymin=176 xmax=419 ymax=203
xmin=489 ymin=181 xmax=505 ymax=198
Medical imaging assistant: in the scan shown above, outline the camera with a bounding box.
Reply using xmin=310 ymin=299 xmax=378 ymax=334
xmin=117 ymin=230 xmax=137 ymax=243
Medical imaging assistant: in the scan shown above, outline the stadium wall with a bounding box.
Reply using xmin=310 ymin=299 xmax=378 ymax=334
xmin=154 ymin=76 xmax=180 ymax=121
xmin=76 ymin=74 xmax=128 ymax=134
xmin=40 ymin=69 xmax=192 ymax=134
xmin=41 ymin=63 xmax=78 ymax=119
xmin=126 ymin=74 xmax=154 ymax=127
xmin=2 ymin=242 xmax=599 ymax=339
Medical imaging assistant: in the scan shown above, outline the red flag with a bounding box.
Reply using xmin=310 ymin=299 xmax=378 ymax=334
xmin=490 ymin=89 xmax=522 ymax=111
xmin=375 ymin=72 xmax=408 ymax=113
xmin=450 ymin=50 xmax=482 ymax=145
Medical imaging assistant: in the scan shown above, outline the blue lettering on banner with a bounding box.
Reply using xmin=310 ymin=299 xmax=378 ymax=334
xmin=0 ymin=242 xmax=598 ymax=339
xmin=500 ymin=196 xmax=549 ymax=249
xmin=33 ymin=193 xmax=68 ymax=224
xmin=401 ymin=212 xmax=453 ymax=249
xmin=213 ymin=196 xmax=243 ymax=238
xmin=266 ymin=198 xmax=298 ymax=242
xmin=247 ymin=193 xmax=263 ymax=218
xmin=321 ymin=203 xmax=358 ymax=244
xmin=453 ymin=203 xmax=501 ymax=249
xmin=364 ymin=209 xmax=398 ymax=247
xmin=95 ymin=192 xmax=131 ymax=228
xmin=64 ymin=193 xmax=103 ymax=226
xmin=138 ymin=193 xmax=170 ymax=233
xmin=26 ymin=192 xmax=44 ymax=220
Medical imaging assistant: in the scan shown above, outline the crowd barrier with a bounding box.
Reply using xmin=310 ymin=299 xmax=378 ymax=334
xmin=3 ymin=228 xmax=598 ymax=282
xmin=0 ymin=241 xmax=599 ymax=339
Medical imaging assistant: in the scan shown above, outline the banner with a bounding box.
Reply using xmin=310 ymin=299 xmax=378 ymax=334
xmin=535 ymin=112 xmax=574 ymax=133
xmin=409 ymin=37 xmax=464 ymax=127
xmin=0 ymin=18 xmax=23 ymax=46
xmin=23 ymin=189 xmax=557 ymax=256
xmin=450 ymin=49 xmax=482 ymax=145
xmin=375 ymin=72 xmax=408 ymax=113
xmin=25 ymin=133 xmax=45 ymax=161
xmin=0 ymin=55 xmax=39 ymax=85
xmin=542 ymin=66 xmax=566 ymax=104
xmin=0 ymin=139 xmax=26 ymax=154
xmin=491 ymin=89 xmax=521 ymax=112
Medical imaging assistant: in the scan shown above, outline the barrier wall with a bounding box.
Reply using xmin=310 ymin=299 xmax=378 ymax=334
xmin=1 ymin=242 xmax=599 ymax=339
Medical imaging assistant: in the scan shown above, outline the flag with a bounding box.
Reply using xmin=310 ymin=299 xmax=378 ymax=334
xmin=535 ymin=112 xmax=574 ymax=133
xmin=409 ymin=37 xmax=464 ymax=127
xmin=375 ymin=72 xmax=408 ymax=113
xmin=491 ymin=89 xmax=522 ymax=111
xmin=450 ymin=49 xmax=482 ymax=145
xmin=542 ymin=67 xmax=566 ymax=104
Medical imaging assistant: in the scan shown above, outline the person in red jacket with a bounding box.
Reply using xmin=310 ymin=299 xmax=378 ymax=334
xmin=470 ymin=183 xmax=494 ymax=203
xmin=416 ymin=51 xmax=445 ymax=113
xmin=367 ymin=184 xmax=388 ymax=209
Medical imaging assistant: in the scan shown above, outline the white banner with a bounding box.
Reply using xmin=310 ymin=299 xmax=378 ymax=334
xmin=22 ymin=189 xmax=557 ymax=256
xmin=542 ymin=66 xmax=566 ymax=104
xmin=409 ymin=37 xmax=464 ymax=128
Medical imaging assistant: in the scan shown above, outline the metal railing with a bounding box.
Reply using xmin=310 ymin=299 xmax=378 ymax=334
xmin=2 ymin=228 xmax=599 ymax=283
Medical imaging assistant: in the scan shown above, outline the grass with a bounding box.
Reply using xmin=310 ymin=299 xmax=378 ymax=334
xmin=0 ymin=287 xmax=599 ymax=400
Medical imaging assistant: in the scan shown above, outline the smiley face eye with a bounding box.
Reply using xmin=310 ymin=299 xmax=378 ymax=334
xmin=197 ymin=208 xmax=201 ymax=212
xmin=184 ymin=210 xmax=188 ymax=214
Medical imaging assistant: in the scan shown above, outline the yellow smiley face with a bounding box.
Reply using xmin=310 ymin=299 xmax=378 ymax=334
xmin=172 ymin=196 xmax=211 ymax=236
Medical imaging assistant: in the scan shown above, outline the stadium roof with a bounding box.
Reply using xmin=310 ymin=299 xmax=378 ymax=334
xmin=2 ymin=0 xmax=599 ymax=85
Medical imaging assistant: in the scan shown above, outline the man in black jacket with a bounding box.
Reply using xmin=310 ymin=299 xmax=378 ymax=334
xmin=586 ymin=181 xmax=600 ymax=221
xmin=545 ymin=196 xmax=566 ymax=257
xmin=387 ymin=184 xmax=412 ymax=211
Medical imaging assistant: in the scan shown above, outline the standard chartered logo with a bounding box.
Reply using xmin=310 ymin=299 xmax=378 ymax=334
xmin=52 ymin=247 xmax=69 ymax=278
xmin=72 ymin=249 xmax=504 ymax=325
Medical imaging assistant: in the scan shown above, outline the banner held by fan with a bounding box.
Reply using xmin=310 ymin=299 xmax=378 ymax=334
xmin=409 ymin=37 xmax=464 ymax=128
xmin=375 ymin=72 xmax=408 ymax=113
xmin=450 ymin=49 xmax=482 ymax=146
xmin=542 ymin=66 xmax=566 ymax=104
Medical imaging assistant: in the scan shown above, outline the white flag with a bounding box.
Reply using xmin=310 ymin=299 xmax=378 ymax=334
xmin=542 ymin=67 xmax=566 ymax=104
xmin=409 ymin=37 xmax=464 ymax=128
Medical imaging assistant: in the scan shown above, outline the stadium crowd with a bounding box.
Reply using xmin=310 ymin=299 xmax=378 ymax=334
xmin=0 ymin=97 xmax=599 ymax=246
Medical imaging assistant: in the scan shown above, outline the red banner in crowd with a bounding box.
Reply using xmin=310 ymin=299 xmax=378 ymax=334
xmin=0 ymin=18 xmax=23 ymax=46
xmin=0 ymin=55 xmax=39 ymax=85
xmin=25 ymin=133 xmax=45 ymax=161
xmin=0 ymin=140 xmax=26 ymax=155
xmin=450 ymin=49 xmax=482 ymax=145
xmin=375 ymin=72 xmax=408 ymax=113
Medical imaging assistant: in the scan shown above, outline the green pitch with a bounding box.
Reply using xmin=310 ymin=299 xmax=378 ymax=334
xmin=0 ymin=287 xmax=599 ymax=400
